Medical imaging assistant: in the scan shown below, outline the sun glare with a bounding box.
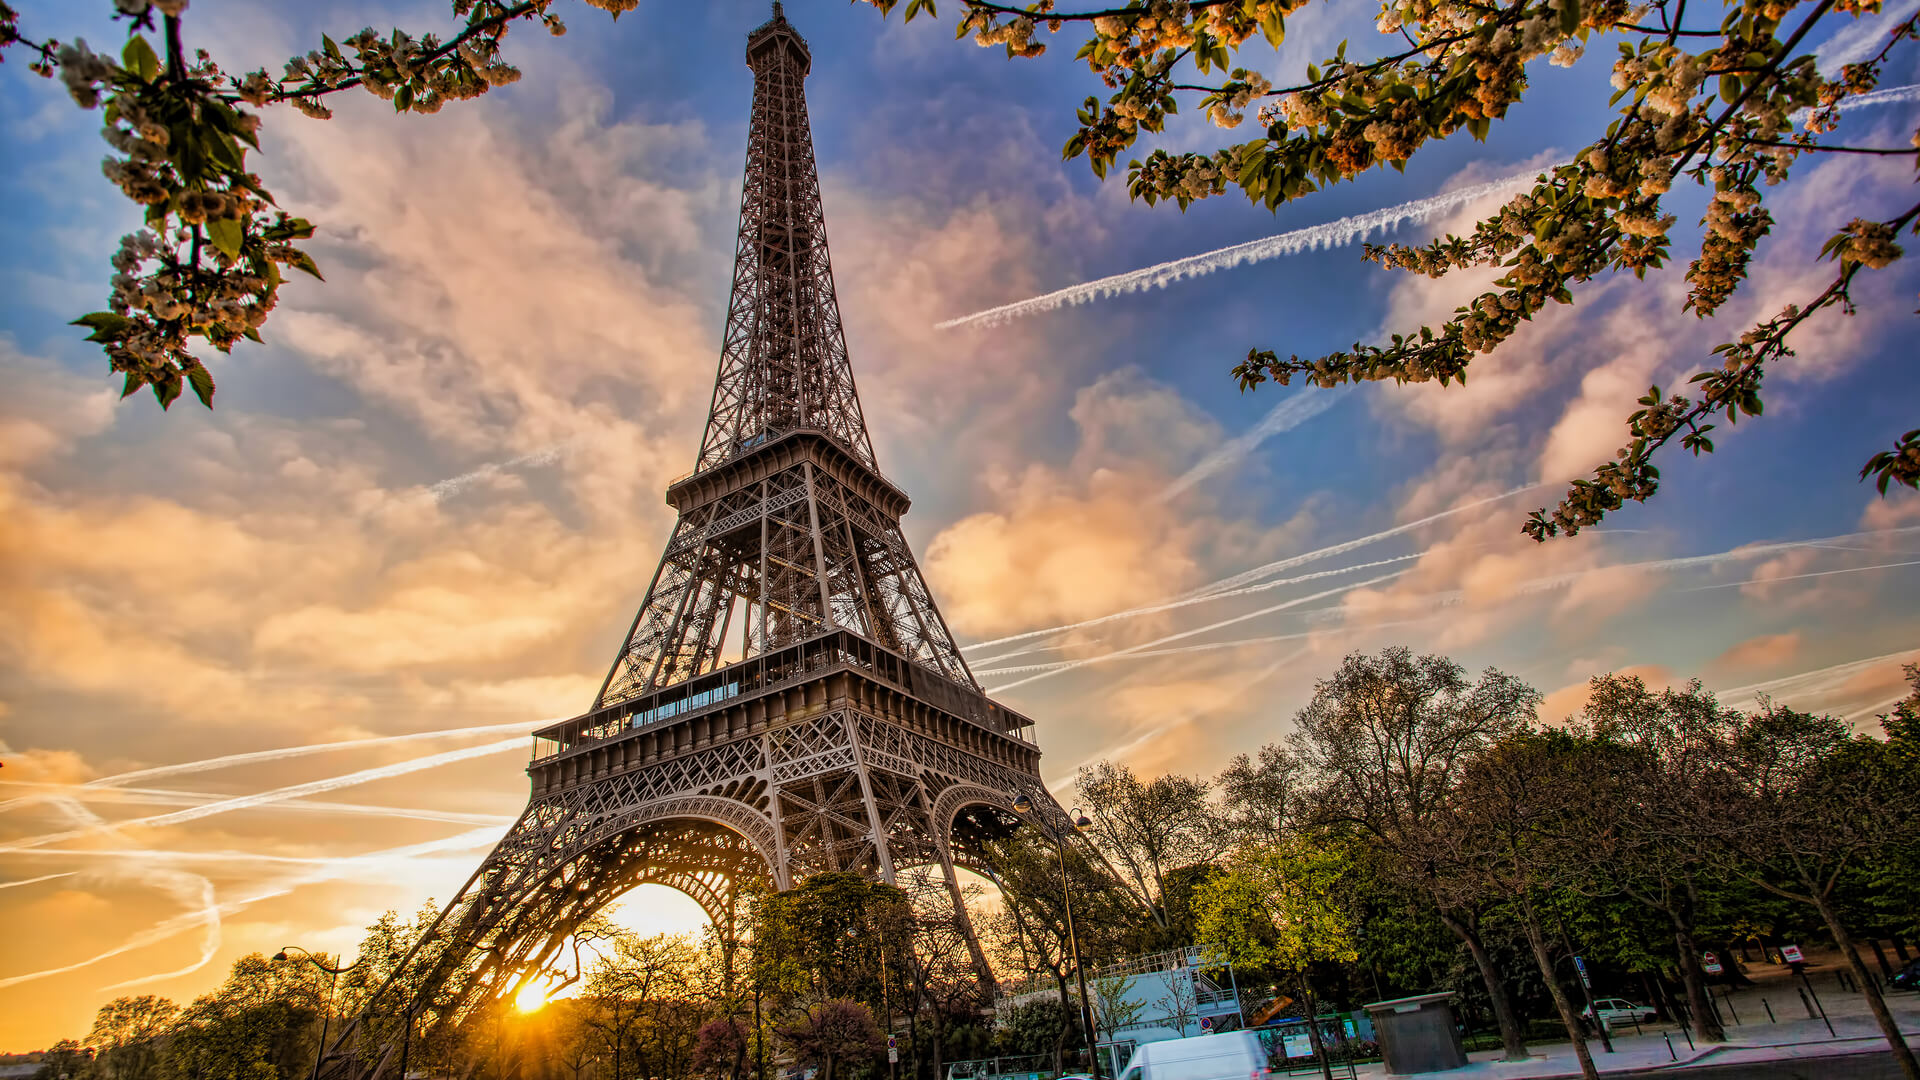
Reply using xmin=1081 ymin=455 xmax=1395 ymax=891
xmin=514 ymin=980 xmax=551 ymax=1013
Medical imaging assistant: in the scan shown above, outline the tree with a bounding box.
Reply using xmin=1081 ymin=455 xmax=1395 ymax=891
xmin=1212 ymin=743 xmax=1305 ymax=849
xmin=1447 ymin=731 xmax=1611 ymax=1080
xmin=86 ymin=996 xmax=177 ymax=1080
xmin=1713 ymin=703 xmax=1920 ymax=1079
xmin=1288 ymin=646 xmax=1539 ymax=1061
xmin=775 ymin=999 xmax=884 ymax=1080
xmin=1578 ymin=675 xmax=1740 ymax=1042
xmin=0 ymin=0 xmax=648 ymax=409
xmin=874 ymin=0 xmax=1920 ymax=532
xmin=163 ymin=953 xmax=328 ymax=1080
xmin=583 ymin=932 xmax=700 ymax=1080
xmin=1074 ymin=760 xmax=1220 ymax=929
xmin=1192 ymin=836 xmax=1357 ymax=1080
xmin=694 ymin=1019 xmax=747 ymax=1080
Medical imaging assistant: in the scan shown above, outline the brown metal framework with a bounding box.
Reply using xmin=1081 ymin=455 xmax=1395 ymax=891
xmin=314 ymin=10 xmax=1062 ymax=1078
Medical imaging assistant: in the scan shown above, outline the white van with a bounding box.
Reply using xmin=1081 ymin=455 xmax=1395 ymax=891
xmin=1116 ymin=1032 xmax=1270 ymax=1080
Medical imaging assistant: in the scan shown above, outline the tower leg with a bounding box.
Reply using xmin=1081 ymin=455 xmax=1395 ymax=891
xmin=937 ymin=841 xmax=998 ymax=1000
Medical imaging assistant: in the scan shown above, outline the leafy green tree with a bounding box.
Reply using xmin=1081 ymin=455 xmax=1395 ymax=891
xmin=750 ymin=872 xmax=913 ymax=1017
xmin=876 ymin=0 xmax=1920 ymax=531
xmin=163 ymin=953 xmax=327 ymax=1080
xmin=87 ymin=996 xmax=178 ymax=1080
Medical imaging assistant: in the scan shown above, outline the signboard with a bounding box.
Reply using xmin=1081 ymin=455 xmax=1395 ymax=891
xmin=1199 ymin=1017 xmax=1213 ymax=1032
xmin=1573 ymin=955 xmax=1591 ymax=989
xmin=1782 ymin=944 xmax=1804 ymax=964
xmin=887 ymin=1036 xmax=897 ymax=1064
xmin=887 ymin=1036 xmax=897 ymax=1050
xmin=1702 ymin=952 xmax=1723 ymax=975
xmin=1281 ymin=1035 xmax=1313 ymax=1060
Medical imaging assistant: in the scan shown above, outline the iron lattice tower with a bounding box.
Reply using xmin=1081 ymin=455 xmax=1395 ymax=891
xmin=318 ymin=10 xmax=1056 ymax=1076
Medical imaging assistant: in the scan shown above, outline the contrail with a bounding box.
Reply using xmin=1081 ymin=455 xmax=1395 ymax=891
xmin=1679 ymin=558 xmax=1920 ymax=592
xmin=0 ymin=719 xmax=543 ymax=813
xmin=1156 ymin=392 xmax=1341 ymax=502
xmin=0 ymin=738 xmax=528 ymax=854
xmin=987 ymin=569 xmax=1409 ymax=693
xmin=964 ymin=483 xmax=1545 ymax=657
xmin=976 ymin=615 xmax=1438 ymax=677
xmin=0 ymin=872 xmax=76 ymax=891
xmin=1817 ymin=4 xmax=1920 ymax=72
xmin=935 ymin=167 xmax=1550 ymax=332
xmin=1186 ymin=483 xmax=1553 ymax=601
xmin=427 ymin=440 xmax=575 ymax=502
xmin=1793 ymin=82 xmax=1920 ymax=123
xmin=0 ymin=825 xmax=510 ymax=991
xmin=0 ymin=781 xmax=516 ymax=827
xmin=971 ymin=551 xmax=1429 ymax=664
xmin=1716 ymin=648 xmax=1920 ymax=705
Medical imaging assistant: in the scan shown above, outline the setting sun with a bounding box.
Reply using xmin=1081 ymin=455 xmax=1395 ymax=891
xmin=512 ymin=980 xmax=551 ymax=1014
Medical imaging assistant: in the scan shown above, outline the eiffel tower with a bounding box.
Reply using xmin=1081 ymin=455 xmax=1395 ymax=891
xmin=321 ymin=8 xmax=1054 ymax=1074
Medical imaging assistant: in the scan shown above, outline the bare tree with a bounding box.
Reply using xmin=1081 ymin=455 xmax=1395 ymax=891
xmin=1579 ymin=675 xmax=1738 ymax=1042
xmin=1447 ymin=731 xmax=1610 ymax=1080
xmin=1713 ymin=704 xmax=1920 ymax=1080
xmin=1075 ymin=761 xmax=1220 ymax=928
xmin=1288 ymin=647 xmax=1539 ymax=1061
xmin=1213 ymin=743 xmax=1304 ymax=849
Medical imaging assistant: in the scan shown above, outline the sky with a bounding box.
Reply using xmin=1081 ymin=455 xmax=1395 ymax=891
xmin=3 ymin=0 xmax=1919 ymax=1052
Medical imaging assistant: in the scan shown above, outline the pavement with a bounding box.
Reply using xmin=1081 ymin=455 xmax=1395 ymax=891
xmin=1336 ymin=948 xmax=1920 ymax=1078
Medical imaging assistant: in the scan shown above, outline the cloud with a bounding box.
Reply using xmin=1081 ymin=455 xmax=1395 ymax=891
xmin=1710 ymin=632 xmax=1804 ymax=676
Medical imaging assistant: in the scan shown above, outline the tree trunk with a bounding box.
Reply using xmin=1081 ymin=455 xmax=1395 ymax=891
xmin=1436 ymin=907 xmax=1528 ymax=1061
xmin=1895 ymin=939 xmax=1913 ymax=964
xmin=1812 ymin=894 xmax=1919 ymax=1080
xmin=1671 ymin=926 xmax=1726 ymax=1042
xmin=1517 ymin=906 xmax=1597 ymax=1080
xmin=1871 ymin=939 xmax=1896 ymax=979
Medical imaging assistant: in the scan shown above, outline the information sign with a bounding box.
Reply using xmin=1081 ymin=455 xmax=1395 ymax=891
xmin=1702 ymin=952 xmax=1723 ymax=975
xmin=1573 ymin=955 xmax=1591 ymax=989
xmin=1782 ymin=944 xmax=1804 ymax=964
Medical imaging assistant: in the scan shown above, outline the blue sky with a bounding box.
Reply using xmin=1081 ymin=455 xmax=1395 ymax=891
xmin=1 ymin=0 xmax=1917 ymax=1048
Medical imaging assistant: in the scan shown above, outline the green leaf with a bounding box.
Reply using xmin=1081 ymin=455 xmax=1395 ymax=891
xmin=286 ymin=250 xmax=325 ymax=281
xmin=206 ymin=218 xmax=244 ymax=260
xmin=394 ymin=82 xmax=415 ymax=112
xmin=323 ymin=34 xmax=341 ymax=60
xmin=72 ymin=312 xmax=131 ymax=342
xmin=185 ymin=363 xmax=216 ymax=407
xmin=123 ymin=35 xmax=160 ymax=83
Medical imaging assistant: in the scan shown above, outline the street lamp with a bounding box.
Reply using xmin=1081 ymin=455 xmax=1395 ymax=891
xmin=1009 ymin=791 xmax=1102 ymax=1080
xmin=275 ymin=946 xmax=366 ymax=1080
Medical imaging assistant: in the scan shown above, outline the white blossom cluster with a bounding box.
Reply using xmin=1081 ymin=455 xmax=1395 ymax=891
xmin=1207 ymin=70 xmax=1272 ymax=129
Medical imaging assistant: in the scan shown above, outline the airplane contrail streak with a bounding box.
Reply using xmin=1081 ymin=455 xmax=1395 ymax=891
xmin=1716 ymin=648 xmax=1920 ymax=704
xmin=986 ymin=569 xmax=1409 ymax=694
xmin=935 ymin=167 xmax=1551 ymax=332
xmin=0 ymin=825 xmax=510 ymax=990
xmin=1817 ymin=5 xmax=1920 ymax=72
xmin=1186 ymin=484 xmax=1553 ymax=601
xmin=0 ymin=720 xmax=543 ymax=814
xmin=427 ymin=440 xmax=574 ymax=502
xmin=970 ymin=551 xmax=1429 ymax=664
xmin=975 ymin=615 xmax=1440 ymax=677
xmin=0 ymin=872 xmax=76 ymax=891
xmin=1156 ymin=392 xmax=1341 ymax=502
xmin=1679 ymin=558 xmax=1920 ymax=592
xmin=0 ymin=739 xmax=528 ymax=854
xmin=0 ymin=781 xmax=516 ymax=827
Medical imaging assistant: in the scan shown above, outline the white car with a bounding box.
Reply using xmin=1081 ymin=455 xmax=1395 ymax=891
xmin=1581 ymin=999 xmax=1658 ymax=1027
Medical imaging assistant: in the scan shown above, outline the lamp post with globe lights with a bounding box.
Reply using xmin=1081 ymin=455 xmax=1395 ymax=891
xmin=1010 ymin=791 xmax=1103 ymax=1080
xmin=274 ymin=946 xmax=365 ymax=1080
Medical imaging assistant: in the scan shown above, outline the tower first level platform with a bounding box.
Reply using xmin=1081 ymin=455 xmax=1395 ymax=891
xmin=528 ymin=627 xmax=1042 ymax=891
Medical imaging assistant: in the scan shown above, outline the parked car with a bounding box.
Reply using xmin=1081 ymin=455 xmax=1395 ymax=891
xmin=1117 ymin=1031 xmax=1270 ymax=1080
xmin=1892 ymin=959 xmax=1920 ymax=992
xmin=1581 ymin=999 xmax=1659 ymax=1027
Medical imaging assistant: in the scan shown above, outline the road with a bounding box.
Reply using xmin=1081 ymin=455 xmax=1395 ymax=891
xmin=1613 ymin=1050 xmax=1902 ymax=1078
